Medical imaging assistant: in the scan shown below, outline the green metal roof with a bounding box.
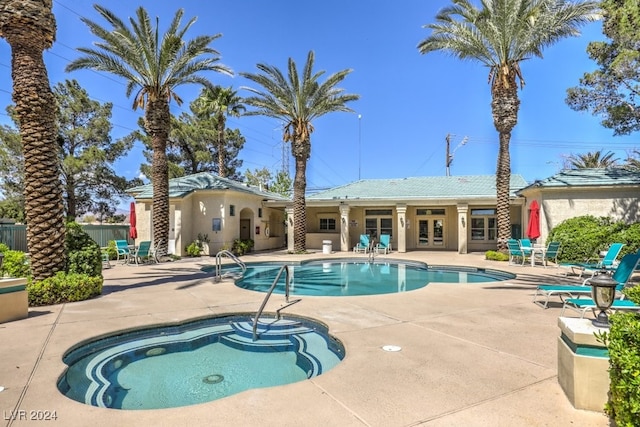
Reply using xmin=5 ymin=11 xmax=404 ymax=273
xmin=517 ymin=168 xmax=640 ymax=193
xmin=126 ymin=172 xmax=289 ymax=201
xmin=308 ymin=175 xmax=528 ymax=201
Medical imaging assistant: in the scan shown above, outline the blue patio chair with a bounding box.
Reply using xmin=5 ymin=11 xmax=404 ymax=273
xmin=375 ymin=234 xmax=392 ymax=254
xmin=131 ymin=241 xmax=152 ymax=265
xmin=532 ymin=252 xmax=640 ymax=308
xmin=114 ymin=240 xmax=130 ymax=263
xmin=353 ymin=234 xmax=370 ymax=254
xmin=534 ymin=241 xmax=561 ymax=268
xmin=507 ymin=239 xmax=530 ymax=266
xmin=561 ymin=297 xmax=640 ymax=319
xmin=519 ymin=238 xmax=533 ymax=255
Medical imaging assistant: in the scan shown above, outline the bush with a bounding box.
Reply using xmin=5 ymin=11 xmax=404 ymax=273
xmin=485 ymin=250 xmax=509 ymax=261
xmin=0 ymin=243 xmax=31 ymax=278
xmin=604 ymin=311 xmax=640 ymax=426
xmin=27 ymin=272 xmax=103 ymax=306
xmin=185 ymin=233 xmax=210 ymax=257
xmin=232 ymin=238 xmax=254 ymax=256
xmin=65 ymin=221 xmax=102 ymax=276
xmin=548 ymin=216 xmax=634 ymax=263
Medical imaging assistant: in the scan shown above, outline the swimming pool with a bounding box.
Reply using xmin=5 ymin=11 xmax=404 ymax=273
xmin=225 ymin=259 xmax=515 ymax=297
xmin=58 ymin=314 xmax=344 ymax=410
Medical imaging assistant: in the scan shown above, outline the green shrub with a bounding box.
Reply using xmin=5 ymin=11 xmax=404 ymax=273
xmin=27 ymin=272 xmax=103 ymax=306
xmin=548 ymin=216 xmax=627 ymax=263
xmin=603 ymin=312 xmax=640 ymax=426
xmin=104 ymin=240 xmax=119 ymax=260
xmin=232 ymin=238 xmax=254 ymax=256
xmin=0 ymin=248 xmax=31 ymax=278
xmin=65 ymin=221 xmax=102 ymax=276
xmin=485 ymin=250 xmax=509 ymax=261
xmin=185 ymin=233 xmax=210 ymax=257
xmin=622 ymin=286 xmax=640 ymax=304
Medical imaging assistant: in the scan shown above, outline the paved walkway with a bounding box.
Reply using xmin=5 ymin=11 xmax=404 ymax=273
xmin=0 ymin=250 xmax=609 ymax=426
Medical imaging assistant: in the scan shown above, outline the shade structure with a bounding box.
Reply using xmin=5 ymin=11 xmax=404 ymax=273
xmin=129 ymin=202 xmax=137 ymax=240
xmin=526 ymin=200 xmax=541 ymax=240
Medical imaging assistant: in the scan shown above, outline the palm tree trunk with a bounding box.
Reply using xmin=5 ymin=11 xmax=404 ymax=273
xmin=491 ymin=71 xmax=520 ymax=251
xmin=217 ymin=114 xmax=226 ymax=177
xmin=146 ymin=99 xmax=170 ymax=256
xmin=292 ymin=151 xmax=307 ymax=253
xmin=3 ymin=2 xmax=67 ymax=280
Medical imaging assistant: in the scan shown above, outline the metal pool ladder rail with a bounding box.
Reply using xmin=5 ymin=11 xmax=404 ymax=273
xmin=252 ymin=265 xmax=301 ymax=341
xmin=213 ymin=250 xmax=246 ymax=282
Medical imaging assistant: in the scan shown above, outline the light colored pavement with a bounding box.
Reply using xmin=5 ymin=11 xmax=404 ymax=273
xmin=0 ymin=250 xmax=610 ymax=426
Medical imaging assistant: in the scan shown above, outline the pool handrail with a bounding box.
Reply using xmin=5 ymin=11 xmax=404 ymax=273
xmin=214 ymin=250 xmax=246 ymax=282
xmin=252 ymin=265 xmax=301 ymax=341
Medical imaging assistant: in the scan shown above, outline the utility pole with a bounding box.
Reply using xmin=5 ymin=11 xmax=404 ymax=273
xmin=446 ymin=134 xmax=468 ymax=176
xmin=358 ymin=114 xmax=362 ymax=180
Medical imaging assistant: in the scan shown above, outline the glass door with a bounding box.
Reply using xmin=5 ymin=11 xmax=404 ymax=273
xmin=417 ymin=218 xmax=445 ymax=247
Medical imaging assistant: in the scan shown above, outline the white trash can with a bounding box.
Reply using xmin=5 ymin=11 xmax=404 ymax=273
xmin=322 ymin=240 xmax=332 ymax=254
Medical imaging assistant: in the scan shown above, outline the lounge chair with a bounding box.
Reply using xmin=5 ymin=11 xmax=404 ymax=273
xmin=375 ymin=234 xmax=392 ymax=254
xmin=507 ymin=239 xmax=530 ymax=266
xmin=561 ymin=297 xmax=640 ymax=319
xmin=534 ymin=241 xmax=561 ymax=268
xmin=519 ymin=238 xmax=533 ymax=253
xmin=564 ymin=242 xmax=625 ymax=278
xmin=353 ymin=234 xmax=370 ymax=253
xmin=114 ymin=240 xmax=131 ymax=263
xmin=532 ymin=252 xmax=640 ymax=308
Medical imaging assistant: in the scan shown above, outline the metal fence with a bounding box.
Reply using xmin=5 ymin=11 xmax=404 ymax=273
xmin=0 ymin=224 xmax=132 ymax=252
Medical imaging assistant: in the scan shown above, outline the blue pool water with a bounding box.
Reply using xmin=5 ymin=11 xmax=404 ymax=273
xmin=58 ymin=314 xmax=344 ymax=410
xmin=228 ymin=259 xmax=514 ymax=297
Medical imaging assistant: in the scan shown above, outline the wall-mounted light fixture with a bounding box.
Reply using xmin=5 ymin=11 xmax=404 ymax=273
xmin=341 ymin=217 xmax=346 ymax=225
xmin=289 ymin=217 xmax=293 ymax=226
xmin=400 ymin=217 xmax=405 ymax=228
xmin=461 ymin=217 xmax=466 ymax=228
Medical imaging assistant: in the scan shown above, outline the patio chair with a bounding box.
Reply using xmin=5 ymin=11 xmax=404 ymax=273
xmin=561 ymin=297 xmax=640 ymax=319
xmin=532 ymin=252 xmax=640 ymax=308
xmin=507 ymin=239 xmax=530 ymax=266
xmin=534 ymin=241 xmax=561 ymax=268
xmin=564 ymin=242 xmax=625 ymax=278
xmin=150 ymin=239 xmax=164 ymax=263
xmin=100 ymin=247 xmax=111 ymax=269
xmin=375 ymin=234 xmax=392 ymax=254
xmin=519 ymin=238 xmax=533 ymax=254
xmin=114 ymin=240 xmax=131 ymax=263
xmin=353 ymin=234 xmax=370 ymax=254
xmin=130 ymin=240 xmax=152 ymax=265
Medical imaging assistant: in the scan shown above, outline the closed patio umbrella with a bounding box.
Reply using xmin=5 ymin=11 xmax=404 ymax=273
xmin=129 ymin=202 xmax=137 ymax=241
xmin=526 ymin=200 xmax=541 ymax=241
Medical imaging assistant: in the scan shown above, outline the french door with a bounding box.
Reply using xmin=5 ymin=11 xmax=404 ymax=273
xmin=417 ymin=218 xmax=445 ymax=248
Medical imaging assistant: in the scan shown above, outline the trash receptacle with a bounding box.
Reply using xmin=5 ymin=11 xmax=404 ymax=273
xmin=322 ymin=240 xmax=332 ymax=254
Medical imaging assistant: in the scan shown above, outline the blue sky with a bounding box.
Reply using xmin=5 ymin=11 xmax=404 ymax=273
xmin=1 ymin=0 xmax=638 ymax=197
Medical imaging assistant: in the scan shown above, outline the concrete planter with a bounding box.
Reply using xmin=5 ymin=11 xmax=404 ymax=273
xmin=0 ymin=277 xmax=28 ymax=323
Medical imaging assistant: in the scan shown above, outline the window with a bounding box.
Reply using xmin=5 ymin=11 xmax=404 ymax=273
xmin=365 ymin=209 xmax=392 ymax=216
xmin=470 ymin=209 xmax=496 ymax=241
xmin=416 ymin=208 xmax=445 ymax=216
xmin=229 ymin=205 xmax=235 ymax=216
xmin=319 ymin=218 xmax=336 ymax=231
xmin=258 ymin=208 xmax=262 ymax=218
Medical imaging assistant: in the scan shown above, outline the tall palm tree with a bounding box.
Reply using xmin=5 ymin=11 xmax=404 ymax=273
xmin=0 ymin=0 xmax=67 ymax=280
xmin=241 ymin=51 xmax=359 ymax=252
xmin=66 ymin=6 xmax=231 ymax=255
xmin=194 ymin=86 xmax=245 ymax=178
xmin=568 ymin=150 xmax=619 ymax=169
xmin=418 ymin=0 xmax=599 ymax=250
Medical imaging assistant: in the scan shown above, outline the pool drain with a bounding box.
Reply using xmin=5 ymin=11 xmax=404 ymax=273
xmin=145 ymin=347 xmax=166 ymax=357
xmin=203 ymin=374 xmax=224 ymax=384
xmin=382 ymin=345 xmax=402 ymax=352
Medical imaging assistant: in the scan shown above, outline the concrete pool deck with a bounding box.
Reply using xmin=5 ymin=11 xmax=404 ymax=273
xmin=0 ymin=250 xmax=610 ymax=426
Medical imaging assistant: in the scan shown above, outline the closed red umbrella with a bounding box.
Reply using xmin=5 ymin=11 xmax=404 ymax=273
xmin=526 ymin=200 xmax=541 ymax=240
xmin=129 ymin=202 xmax=137 ymax=240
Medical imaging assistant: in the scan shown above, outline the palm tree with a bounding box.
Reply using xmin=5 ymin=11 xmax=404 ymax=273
xmin=194 ymin=86 xmax=245 ymax=178
xmin=66 ymin=6 xmax=231 ymax=255
xmin=418 ymin=0 xmax=599 ymax=250
xmin=241 ymin=51 xmax=359 ymax=252
xmin=0 ymin=0 xmax=67 ymax=280
xmin=568 ymin=150 xmax=619 ymax=169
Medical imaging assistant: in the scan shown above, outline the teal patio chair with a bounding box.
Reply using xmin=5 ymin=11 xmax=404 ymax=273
xmin=353 ymin=234 xmax=370 ymax=254
xmin=532 ymin=252 xmax=640 ymax=308
xmin=114 ymin=240 xmax=131 ymax=263
xmin=507 ymin=239 xmax=529 ymax=266
xmin=131 ymin=241 xmax=152 ymax=265
xmin=561 ymin=297 xmax=640 ymax=319
xmin=375 ymin=234 xmax=392 ymax=254
xmin=535 ymin=241 xmax=561 ymax=268
xmin=519 ymin=238 xmax=533 ymax=255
